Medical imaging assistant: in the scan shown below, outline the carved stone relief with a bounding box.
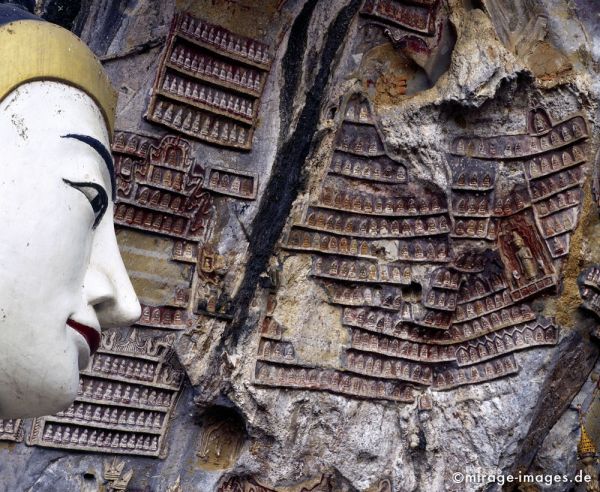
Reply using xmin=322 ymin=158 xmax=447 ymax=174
xmin=0 ymin=419 xmax=24 ymax=442
xmin=27 ymin=329 xmax=184 ymax=458
xmin=146 ymin=12 xmax=272 ymax=150
xmin=113 ymin=131 xmax=212 ymax=243
xmin=255 ymin=94 xmax=587 ymax=404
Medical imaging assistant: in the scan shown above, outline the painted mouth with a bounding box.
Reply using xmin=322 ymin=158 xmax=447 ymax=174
xmin=67 ymin=319 xmax=101 ymax=355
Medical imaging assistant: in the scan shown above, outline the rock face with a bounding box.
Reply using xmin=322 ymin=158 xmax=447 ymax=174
xmin=1 ymin=0 xmax=600 ymax=491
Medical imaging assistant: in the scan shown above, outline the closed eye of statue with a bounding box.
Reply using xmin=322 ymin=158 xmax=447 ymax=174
xmin=63 ymin=179 xmax=109 ymax=229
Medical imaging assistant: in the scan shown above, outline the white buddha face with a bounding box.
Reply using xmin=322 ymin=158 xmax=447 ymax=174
xmin=0 ymin=81 xmax=141 ymax=418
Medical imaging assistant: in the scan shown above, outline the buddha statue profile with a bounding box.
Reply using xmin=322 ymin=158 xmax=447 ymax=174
xmin=0 ymin=5 xmax=141 ymax=418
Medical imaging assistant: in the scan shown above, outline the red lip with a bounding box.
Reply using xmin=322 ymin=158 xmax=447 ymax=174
xmin=67 ymin=319 xmax=100 ymax=355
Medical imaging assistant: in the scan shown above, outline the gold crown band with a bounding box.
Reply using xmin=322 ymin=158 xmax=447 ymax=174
xmin=0 ymin=20 xmax=117 ymax=136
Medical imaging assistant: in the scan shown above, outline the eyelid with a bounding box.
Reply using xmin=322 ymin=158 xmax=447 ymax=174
xmin=63 ymin=179 xmax=109 ymax=229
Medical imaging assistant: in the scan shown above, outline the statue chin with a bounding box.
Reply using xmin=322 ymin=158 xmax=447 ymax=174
xmin=0 ymin=81 xmax=140 ymax=419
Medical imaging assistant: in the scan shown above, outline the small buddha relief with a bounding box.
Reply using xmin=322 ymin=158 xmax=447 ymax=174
xmin=197 ymin=407 xmax=246 ymax=471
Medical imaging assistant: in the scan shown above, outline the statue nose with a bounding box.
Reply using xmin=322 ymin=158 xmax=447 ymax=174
xmin=84 ymin=215 xmax=141 ymax=328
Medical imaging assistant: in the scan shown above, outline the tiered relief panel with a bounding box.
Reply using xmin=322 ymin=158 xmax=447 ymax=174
xmin=203 ymin=165 xmax=258 ymax=199
xmin=27 ymin=330 xmax=184 ymax=458
xmin=254 ymin=286 xmax=415 ymax=403
xmin=361 ymin=0 xmax=441 ymax=36
xmin=113 ymin=131 xmax=211 ymax=242
xmin=579 ymin=266 xmax=600 ymax=318
xmin=450 ymin=109 xmax=589 ymax=259
xmin=0 ymin=419 xmax=24 ymax=442
xmin=257 ymin=96 xmax=573 ymax=400
xmin=136 ymin=304 xmax=191 ymax=331
xmin=146 ymin=12 xmax=272 ymax=150
xmin=112 ymin=131 xmax=212 ymax=331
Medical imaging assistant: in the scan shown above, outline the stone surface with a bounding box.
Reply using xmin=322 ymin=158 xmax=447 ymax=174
xmin=1 ymin=0 xmax=600 ymax=491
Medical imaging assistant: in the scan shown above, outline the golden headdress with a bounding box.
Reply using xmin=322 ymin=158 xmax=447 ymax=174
xmin=0 ymin=5 xmax=117 ymax=136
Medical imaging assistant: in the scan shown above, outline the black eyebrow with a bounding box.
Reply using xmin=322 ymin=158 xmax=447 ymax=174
xmin=62 ymin=134 xmax=116 ymax=200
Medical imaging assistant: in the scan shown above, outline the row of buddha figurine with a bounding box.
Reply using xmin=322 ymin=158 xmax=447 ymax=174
xmin=162 ymin=74 xmax=255 ymax=120
xmin=342 ymin=302 xmax=536 ymax=346
xmin=91 ymin=354 xmax=158 ymax=383
xmin=255 ymin=362 xmax=414 ymax=402
xmin=423 ymin=288 xmax=457 ymax=311
xmin=344 ymin=99 xmax=373 ymax=123
xmin=78 ymin=378 xmax=173 ymax=408
xmin=344 ymin=299 xmax=418 ymax=325
xmin=452 ymin=170 xmax=495 ymax=189
xmin=145 ymin=165 xmax=186 ymax=191
xmin=173 ymin=240 xmax=197 ymax=261
xmin=449 ymin=305 xmax=537 ymax=342
xmin=527 ymin=145 xmax=585 ymax=178
xmin=453 ymin=195 xmax=491 ymax=216
xmin=207 ymin=169 xmax=254 ymax=197
xmin=456 ymin=274 xmax=506 ymax=303
xmin=329 ymin=286 xmax=403 ymax=310
xmin=287 ymin=229 xmax=377 ymax=258
xmin=453 ymin=118 xmax=586 ymax=157
xmin=399 ymin=240 xmax=450 ymax=261
xmin=41 ymin=424 xmax=160 ymax=453
xmin=137 ymin=186 xmax=186 ymax=214
xmin=351 ymin=328 xmax=457 ymax=363
xmin=580 ymin=287 xmax=600 ymax=316
xmin=113 ymin=132 xmax=152 ymax=158
xmin=169 ymin=46 xmax=263 ymax=93
xmin=314 ymin=258 xmax=413 ymax=284
xmin=433 ymin=355 xmax=518 ymax=390
xmin=584 ymin=266 xmax=600 ymax=286
xmin=115 ymin=203 xmax=189 ymax=237
xmin=337 ymin=132 xmax=383 ymax=156
xmin=453 ymin=251 xmax=490 ymax=272
xmin=346 ymin=351 xmax=433 ymax=385
xmin=491 ymin=192 xmax=532 ymax=217
xmin=529 ymin=167 xmax=582 ymax=201
xmin=178 ymin=14 xmax=271 ymax=66
xmin=418 ymin=309 xmax=454 ymax=329
xmin=539 ymin=208 xmax=575 ymax=238
xmin=139 ymin=305 xmax=186 ymax=327
xmin=306 ymin=211 xmax=451 ymax=237
xmin=55 ymin=402 xmax=164 ymax=430
xmin=430 ymin=268 xmax=462 ymax=289
xmin=318 ymin=189 xmax=443 ymax=215
xmin=452 ymin=218 xmax=490 ymax=238
xmin=259 ymin=339 xmax=295 ymax=361
xmin=454 ymin=289 xmax=514 ymax=322
xmin=153 ymin=100 xmax=250 ymax=147
xmin=534 ymin=188 xmax=580 ymax=218
xmin=578 ymin=267 xmax=600 ymax=316
xmin=456 ymin=321 xmax=556 ymax=366
xmin=330 ymin=153 xmax=407 ymax=182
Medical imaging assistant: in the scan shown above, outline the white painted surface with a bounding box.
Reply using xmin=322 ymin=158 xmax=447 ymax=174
xmin=0 ymin=81 xmax=140 ymax=418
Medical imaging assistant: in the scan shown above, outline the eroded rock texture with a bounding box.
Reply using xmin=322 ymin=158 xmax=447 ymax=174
xmin=1 ymin=0 xmax=600 ymax=491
